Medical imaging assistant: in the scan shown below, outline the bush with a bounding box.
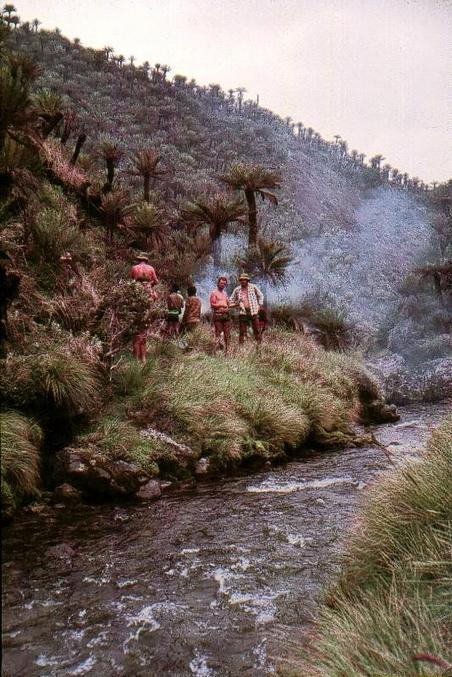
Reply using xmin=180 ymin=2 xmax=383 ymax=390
xmin=1 ymin=411 xmax=42 ymax=518
xmin=75 ymin=416 xmax=178 ymax=476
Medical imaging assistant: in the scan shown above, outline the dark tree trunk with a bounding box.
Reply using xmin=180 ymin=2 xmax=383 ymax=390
xmin=70 ymin=133 xmax=86 ymax=165
xmin=41 ymin=112 xmax=64 ymax=139
xmin=143 ymin=174 xmax=150 ymax=202
xmin=103 ymin=159 xmax=115 ymax=193
xmin=245 ymin=188 xmax=257 ymax=246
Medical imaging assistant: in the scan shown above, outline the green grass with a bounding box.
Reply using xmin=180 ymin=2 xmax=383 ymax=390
xmin=292 ymin=415 xmax=452 ymax=677
xmin=115 ymin=330 xmax=371 ymax=470
xmin=1 ymin=411 xmax=43 ymax=519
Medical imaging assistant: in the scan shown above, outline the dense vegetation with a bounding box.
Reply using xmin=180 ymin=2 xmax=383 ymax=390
xmin=292 ymin=416 xmax=452 ymax=677
xmin=0 ymin=7 xmax=449 ymax=520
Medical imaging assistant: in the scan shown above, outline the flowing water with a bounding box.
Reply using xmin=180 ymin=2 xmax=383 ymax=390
xmin=2 ymin=403 xmax=450 ymax=677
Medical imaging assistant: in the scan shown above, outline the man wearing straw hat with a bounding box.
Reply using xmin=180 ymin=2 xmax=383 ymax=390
xmin=129 ymin=253 xmax=159 ymax=361
xmin=229 ymin=273 xmax=264 ymax=344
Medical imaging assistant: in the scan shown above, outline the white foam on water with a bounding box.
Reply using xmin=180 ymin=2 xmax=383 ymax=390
xmin=228 ymin=593 xmax=254 ymax=606
xmin=286 ymin=533 xmax=306 ymax=547
xmin=116 ymin=578 xmax=138 ymax=588
xmin=68 ymin=655 xmax=97 ymax=675
xmin=231 ymin=556 xmax=251 ymax=571
xmin=24 ymin=599 xmax=62 ymax=609
xmin=247 ymin=476 xmax=353 ymax=493
xmin=213 ymin=567 xmax=236 ymax=595
xmin=189 ymin=650 xmax=216 ymax=676
xmin=35 ymin=654 xmax=60 ymax=667
xmin=87 ymin=630 xmax=110 ymax=648
xmin=181 ymin=548 xmax=201 ymax=555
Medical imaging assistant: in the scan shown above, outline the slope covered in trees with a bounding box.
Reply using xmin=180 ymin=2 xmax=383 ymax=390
xmin=0 ymin=9 xmax=449 ymax=518
xmin=4 ymin=10 xmax=449 ymax=373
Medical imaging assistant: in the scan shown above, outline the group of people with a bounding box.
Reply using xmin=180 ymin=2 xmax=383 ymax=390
xmin=129 ymin=253 xmax=267 ymax=361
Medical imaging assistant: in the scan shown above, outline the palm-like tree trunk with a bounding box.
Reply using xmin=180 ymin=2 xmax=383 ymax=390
xmin=245 ymin=188 xmax=257 ymax=246
xmin=70 ymin=133 xmax=86 ymax=165
xmin=143 ymin=174 xmax=150 ymax=202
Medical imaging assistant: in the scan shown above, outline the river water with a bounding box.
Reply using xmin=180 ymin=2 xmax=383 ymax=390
xmin=2 ymin=403 xmax=450 ymax=677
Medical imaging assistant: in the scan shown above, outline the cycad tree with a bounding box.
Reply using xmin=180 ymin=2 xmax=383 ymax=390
xmin=99 ymin=138 xmax=123 ymax=193
xmin=132 ymin=202 xmax=168 ymax=251
xmin=130 ymin=148 xmax=166 ymax=202
xmin=220 ymin=162 xmax=281 ymax=246
xmin=99 ymin=190 xmax=133 ymax=242
xmin=236 ymin=237 xmax=292 ymax=301
xmin=180 ymin=193 xmax=246 ymax=265
xmin=31 ymin=89 xmax=64 ymax=138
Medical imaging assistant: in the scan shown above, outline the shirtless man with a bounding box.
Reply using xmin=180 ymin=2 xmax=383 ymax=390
xmin=209 ymin=276 xmax=231 ymax=354
xmin=129 ymin=253 xmax=159 ymax=362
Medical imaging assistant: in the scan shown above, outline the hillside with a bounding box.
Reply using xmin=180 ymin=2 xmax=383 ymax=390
xmin=6 ymin=20 xmax=450 ymax=371
xmin=0 ymin=12 xmax=450 ymax=518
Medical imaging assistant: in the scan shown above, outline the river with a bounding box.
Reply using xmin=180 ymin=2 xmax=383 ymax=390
xmin=2 ymin=402 xmax=450 ymax=677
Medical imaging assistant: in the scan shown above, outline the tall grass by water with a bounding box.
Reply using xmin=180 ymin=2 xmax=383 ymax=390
xmin=291 ymin=415 xmax=452 ymax=677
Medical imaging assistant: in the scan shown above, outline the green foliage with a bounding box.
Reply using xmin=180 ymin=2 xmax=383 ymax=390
xmin=236 ymin=237 xmax=292 ymax=288
xmin=131 ymin=201 xmax=168 ymax=250
xmin=31 ymin=204 xmax=81 ymax=261
xmin=1 ymin=410 xmax=42 ymax=518
xmin=2 ymin=341 xmax=102 ymax=415
xmin=299 ymin=416 xmax=452 ymax=677
xmin=97 ymin=280 xmax=166 ymax=358
xmin=137 ymin=331 xmax=361 ymax=468
xmin=271 ymin=299 xmax=355 ymax=351
xmin=220 ymin=162 xmax=281 ymax=196
xmin=75 ymin=416 xmax=168 ymax=476
xmin=180 ymin=193 xmax=246 ymax=241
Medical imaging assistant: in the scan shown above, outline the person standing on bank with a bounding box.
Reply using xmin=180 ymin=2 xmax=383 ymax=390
xmin=129 ymin=253 xmax=159 ymax=362
xmin=209 ymin=276 xmax=231 ymax=353
xmin=165 ymin=284 xmax=184 ymax=337
xmin=182 ymin=285 xmax=202 ymax=331
xmin=229 ymin=273 xmax=264 ymax=345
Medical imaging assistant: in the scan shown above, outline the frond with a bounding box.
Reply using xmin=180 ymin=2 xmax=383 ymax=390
xmin=220 ymin=162 xmax=281 ymax=192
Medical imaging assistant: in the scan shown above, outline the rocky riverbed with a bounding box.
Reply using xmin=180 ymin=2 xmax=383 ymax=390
xmin=2 ymin=402 xmax=450 ymax=677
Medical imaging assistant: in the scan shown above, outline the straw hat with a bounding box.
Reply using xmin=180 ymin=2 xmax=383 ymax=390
xmin=135 ymin=252 xmax=149 ymax=262
xmin=238 ymin=272 xmax=250 ymax=281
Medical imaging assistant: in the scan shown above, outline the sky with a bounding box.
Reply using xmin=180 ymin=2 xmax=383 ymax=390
xmin=16 ymin=0 xmax=452 ymax=183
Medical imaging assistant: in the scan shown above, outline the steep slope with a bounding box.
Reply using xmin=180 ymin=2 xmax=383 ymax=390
xmin=4 ymin=21 xmax=452 ymax=402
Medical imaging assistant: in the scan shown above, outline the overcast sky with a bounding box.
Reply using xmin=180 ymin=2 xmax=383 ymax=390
xmin=16 ymin=0 xmax=452 ymax=183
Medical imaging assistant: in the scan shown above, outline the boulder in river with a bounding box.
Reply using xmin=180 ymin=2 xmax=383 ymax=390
xmin=195 ymin=457 xmax=212 ymax=476
xmin=135 ymin=479 xmax=161 ymax=501
xmin=54 ymin=445 xmax=150 ymax=499
xmin=54 ymin=483 xmax=83 ymax=504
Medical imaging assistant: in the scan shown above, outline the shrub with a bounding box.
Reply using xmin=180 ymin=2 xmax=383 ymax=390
xmin=1 ymin=411 xmax=42 ymax=518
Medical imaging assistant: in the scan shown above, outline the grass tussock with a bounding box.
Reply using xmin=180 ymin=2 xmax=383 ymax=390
xmin=1 ymin=411 xmax=43 ymax=518
xmin=295 ymin=415 xmax=452 ymax=677
xmin=74 ymin=416 xmax=162 ymax=477
xmin=113 ymin=330 xmax=369 ymax=470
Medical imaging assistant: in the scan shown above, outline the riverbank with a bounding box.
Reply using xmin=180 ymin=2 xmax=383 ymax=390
xmin=1 ymin=328 xmax=398 ymax=518
xmin=293 ymin=413 xmax=452 ymax=677
xmin=2 ymin=403 xmax=448 ymax=676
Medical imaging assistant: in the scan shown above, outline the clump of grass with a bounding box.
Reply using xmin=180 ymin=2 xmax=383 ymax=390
xmin=1 ymin=411 xmax=42 ymax=518
xmin=74 ymin=416 xmax=183 ymax=477
xmin=2 ymin=343 xmax=102 ymax=416
xmin=297 ymin=415 xmax=452 ymax=677
xmin=136 ymin=332 xmax=363 ymax=469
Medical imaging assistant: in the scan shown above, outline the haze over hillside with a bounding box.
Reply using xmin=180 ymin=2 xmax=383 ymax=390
xmin=17 ymin=0 xmax=452 ymax=183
